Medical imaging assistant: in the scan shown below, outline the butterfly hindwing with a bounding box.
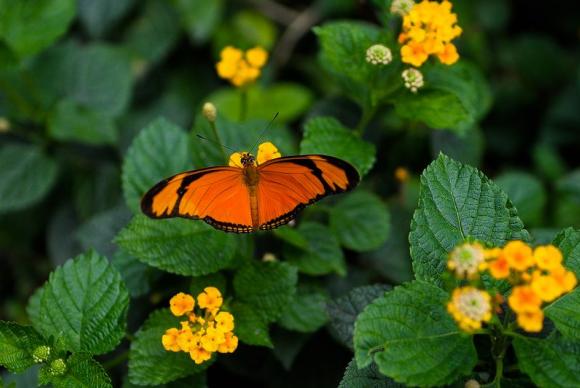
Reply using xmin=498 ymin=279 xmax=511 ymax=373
xmin=256 ymin=155 xmax=359 ymax=230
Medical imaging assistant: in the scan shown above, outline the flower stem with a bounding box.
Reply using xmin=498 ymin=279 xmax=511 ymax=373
xmin=355 ymin=104 xmax=376 ymax=136
xmin=103 ymin=350 xmax=129 ymax=370
xmin=239 ymin=88 xmax=248 ymax=121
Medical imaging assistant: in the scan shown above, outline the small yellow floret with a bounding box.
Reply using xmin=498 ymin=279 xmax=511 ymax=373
xmin=503 ymin=241 xmax=534 ymax=271
xmin=217 ymin=332 xmax=239 ymax=353
xmin=246 ymin=47 xmax=268 ymax=68
xmin=533 ymin=245 xmax=563 ymax=270
xmin=257 ymin=142 xmax=281 ymax=165
xmin=197 ymin=287 xmax=223 ymax=311
xmin=517 ymin=310 xmax=544 ymax=333
xmin=169 ymin=292 xmax=195 ymax=316
xmin=508 ymin=286 xmax=542 ymax=313
xmin=215 ymin=311 xmax=235 ymax=332
xmin=161 ymin=328 xmax=181 ymax=352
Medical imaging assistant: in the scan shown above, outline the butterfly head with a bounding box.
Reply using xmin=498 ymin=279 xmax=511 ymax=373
xmin=240 ymin=152 xmax=256 ymax=167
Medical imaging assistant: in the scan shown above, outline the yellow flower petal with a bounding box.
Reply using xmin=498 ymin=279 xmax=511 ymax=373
xmin=228 ymin=152 xmax=244 ymax=167
xmin=169 ymin=292 xmax=195 ymax=316
xmin=246 ymin=46 xmax=268 ymax=68
xmin=256 ymin=142 xmax=281 ymax=165
xmin=220 ymin=46 xmax=243 ymax=62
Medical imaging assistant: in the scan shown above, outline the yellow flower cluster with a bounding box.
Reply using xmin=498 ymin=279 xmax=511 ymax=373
xmin=162 ymin=288 xmax=238 ymax=364
xmin=484 ymin=242 xmax=577 ymax=332
xmin=398 ymin=0 xmax=462 ymax=67
xmin=215 ymin=46 xmax=268 ymax=87
xmin=446 ymin=240 xmax=577 ymax=333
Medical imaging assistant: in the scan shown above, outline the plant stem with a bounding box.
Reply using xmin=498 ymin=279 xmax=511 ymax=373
xmin=239 ymin=88 xmax=248 ymax=122
xmin=103 ymin=350 xmax=129 ymax=370
xmin=355 ymin=104 xmax=376 ymax=136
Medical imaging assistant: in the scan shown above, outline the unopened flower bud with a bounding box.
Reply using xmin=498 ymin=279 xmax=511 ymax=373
xmin=32 ymin=345 xmax=51 ymax=363
xmin=49 ymin=358 xmax=67 ymax=376
xmin=465 ymin=379 xmax=481 ymax=388
xmin=390 ymin=0 xmax=415 ymax=16
xmin=262 ymin=253 xmax=277 ymax=262
xmin=203 ymin=102 xmax=217 ymax=122
xmin=366 ymin=44 xmax=392 ymax=65
xmin=0 ymin=117 xmax=10 ymax=133
xmin=402 ymin=68 xmax=424 ymax=93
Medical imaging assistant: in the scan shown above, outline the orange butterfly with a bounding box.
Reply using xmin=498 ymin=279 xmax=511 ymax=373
xmin=141 ymin=142 xmax=359 ymax=233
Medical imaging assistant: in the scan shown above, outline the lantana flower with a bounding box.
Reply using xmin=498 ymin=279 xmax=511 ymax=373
xmin=215 ymin=46 xmax=268 ymax=87
xmin=398 ymin=0 xmax=462 ymax=67
xmin=447 ymin=286 xmax=492 ymax=332
xmin=447 ymin=242 xmax=485 ymax=279
xmin=161 ymin=288 xmax=238 ymax=364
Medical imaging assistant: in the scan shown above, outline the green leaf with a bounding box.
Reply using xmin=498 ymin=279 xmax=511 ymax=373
xmin=76 ymin=206 xmax=132 ymax=258
xmin=129 ymin=309 xmax=210 ymax=385
xmin=284 ymin=222 xmax=346 ymax=276
xmin=112 ymin=250 xmax=155 ymax=298
xmin=233 ymin=261 xmax=298 ymax=323
xmin=327 ymin=284 xmax=390 ymax=350
xmin=273 ymin=227 xmax=309 ymax=250
xmin=0 ymin=144 xmax=59 ymax=214
xmin=63 ymin=43 xmax=133 ymax=117
xmin=50 ymin=354 xmax=112 ymax=388
xmin=190 ymin=273 xmax=227 ymax=298
xmin=212 ymin=10 xmax=277 ymax=52
xmin=330 ymin=190 xmax=390 ymax=251
xmin=37 ymin=251 xmax=129 ymax=355
xmin=354 ymin=281 xmax=477 ymax=386
xmin=171 ymin=0 xmax=223 ymax=43
xmin=230 ymin=302 xmax=272 ymax=348
xmin=116 ymin=215 xmax=237 ymax=276
xmin=47 ymin=100 xmax=117 ymax=145
xmin=395 ymin=62 xmax=492 ymax=132
xmin=279 ymin=285 xmax=328 ymax=333
xmin=339 ymin=358 xmax=404 ymax=388
xmin=0 ymin=322 xmax=45 ymax=373
xmin=191 ymin=114 xmax=297 ymax=167
xmin=545 ymin=289 xmax=580 ymax=340
xmin=206 ymin=83 xmax=313 ymax=124
xmin=122 ymin=118 xmax=192 ymax=213
xmin=552 ymin=228 xmax=580 ymax=276
xmin=313 ymin=21 xmax=400 ymax=107
xmin=495 ymin=171 xmax=546 ymax=227
xmin=0 ymin=0 xmax=75 ymax=57
xmin=513 ymin=334 xmax=580 ymax=388
xmin=78 ymin=0 xmax=135 ymax=38
xmin=300 ymin=116 xmax=376 ymax=176
xmin=123 ymin=0 xmax=180 ymax=63
xmin=410 ymin=154 xmax=529 ymax=286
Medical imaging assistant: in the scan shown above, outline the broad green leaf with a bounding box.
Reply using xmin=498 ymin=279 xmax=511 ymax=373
xmin=395 ymin=62 xmax=492 ymax=132
xmin=279 ymin=285 xmax=328 ymax=333
xmin=513 ymin=334 xmax=580 ymax=388
xmin=122 ymin=118 xmax=191 ymax=213
xmin=112 ymin=250 xmax=155 ymax=298
xmin=47 ymin=100 xmax=117 ymax=145
xmin=339 ymin=358 xmax=404 ymax=388
xmin=171 ymin=0 xmax=223 ymax=43
xmin=230 ymin=302 xmax=272 ymax=348
xmin=354 ymin=281 xmax=477 ymax=386
xmin=78 ymin=0 xmax=135 ymax=38
xmin=26 ymin=287 xmax=44 ymax=328
xmin=0 ymin=322 xmax=45 ymax=373
xmin=116 ymin=215 xmax=237 ymax=276
xmin=129 ymin=309 xmax=210 ymax=385
xmin=0 ymin=144 xmax=58 ymax=214
xmin=50 ymin=354 xmax=112 ymax=388
xmin=123 ymin=0 xmax=180 ymax=63
xmin=191 ymin=114 xmax=297 ymax=167
xmin=495 ymin=171 xmax=546 ymax=227
xmin=314 ymin=21 xmax=400 ymax=107
xmin=300 ymin=116 xmax=376 ymax=176
xmin=37 ymin=251 xmax=129 ymax=355
xmin=273 ymin=227 xmax=309 ymax=250
xmin=327 ymin=284 xmax=390 ymax=350
xmin=330 ymin=190 xmax=390 ymax=251
xmin=545 ymin=289 xmax=580 ymax=340
xmin=63 ymin=43 xmax=133 ymax=117
xmin=552 ymin=228 xmax=580 ymax=275
xmin=284 ymin=222 xmax=346 ymax=276
xmin=0 ymin=0 xmax=75 ymax=57
xmin=410 ymin=154 xmax=529 ymax=285
xmin=233 ymin=261 xmax=298 ymax=323
xmin=206 ymin=83 xmax=313 ymax=124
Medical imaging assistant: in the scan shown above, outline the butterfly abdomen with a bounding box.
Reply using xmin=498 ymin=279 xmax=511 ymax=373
xmin=243 ymin=165 xmax=260 ymax=228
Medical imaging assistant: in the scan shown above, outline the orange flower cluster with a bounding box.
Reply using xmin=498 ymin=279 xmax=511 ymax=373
xmin=398 ymin=0 xmax=462 ymax=67
xmin=162 ymin=289 xmax=238 ymax=364
xmin=483 ymin=242 xmax=577 ymax=332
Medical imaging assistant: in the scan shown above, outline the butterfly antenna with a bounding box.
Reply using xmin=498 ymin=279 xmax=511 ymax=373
xmin=251 ymin=112 xmax=279 ymax=154
xmin=196 ymin=134 xmax=236 ymax=152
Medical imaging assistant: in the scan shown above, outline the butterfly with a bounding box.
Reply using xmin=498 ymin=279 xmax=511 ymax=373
xmin=141 ymin=142 xmax=359 ymax=233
